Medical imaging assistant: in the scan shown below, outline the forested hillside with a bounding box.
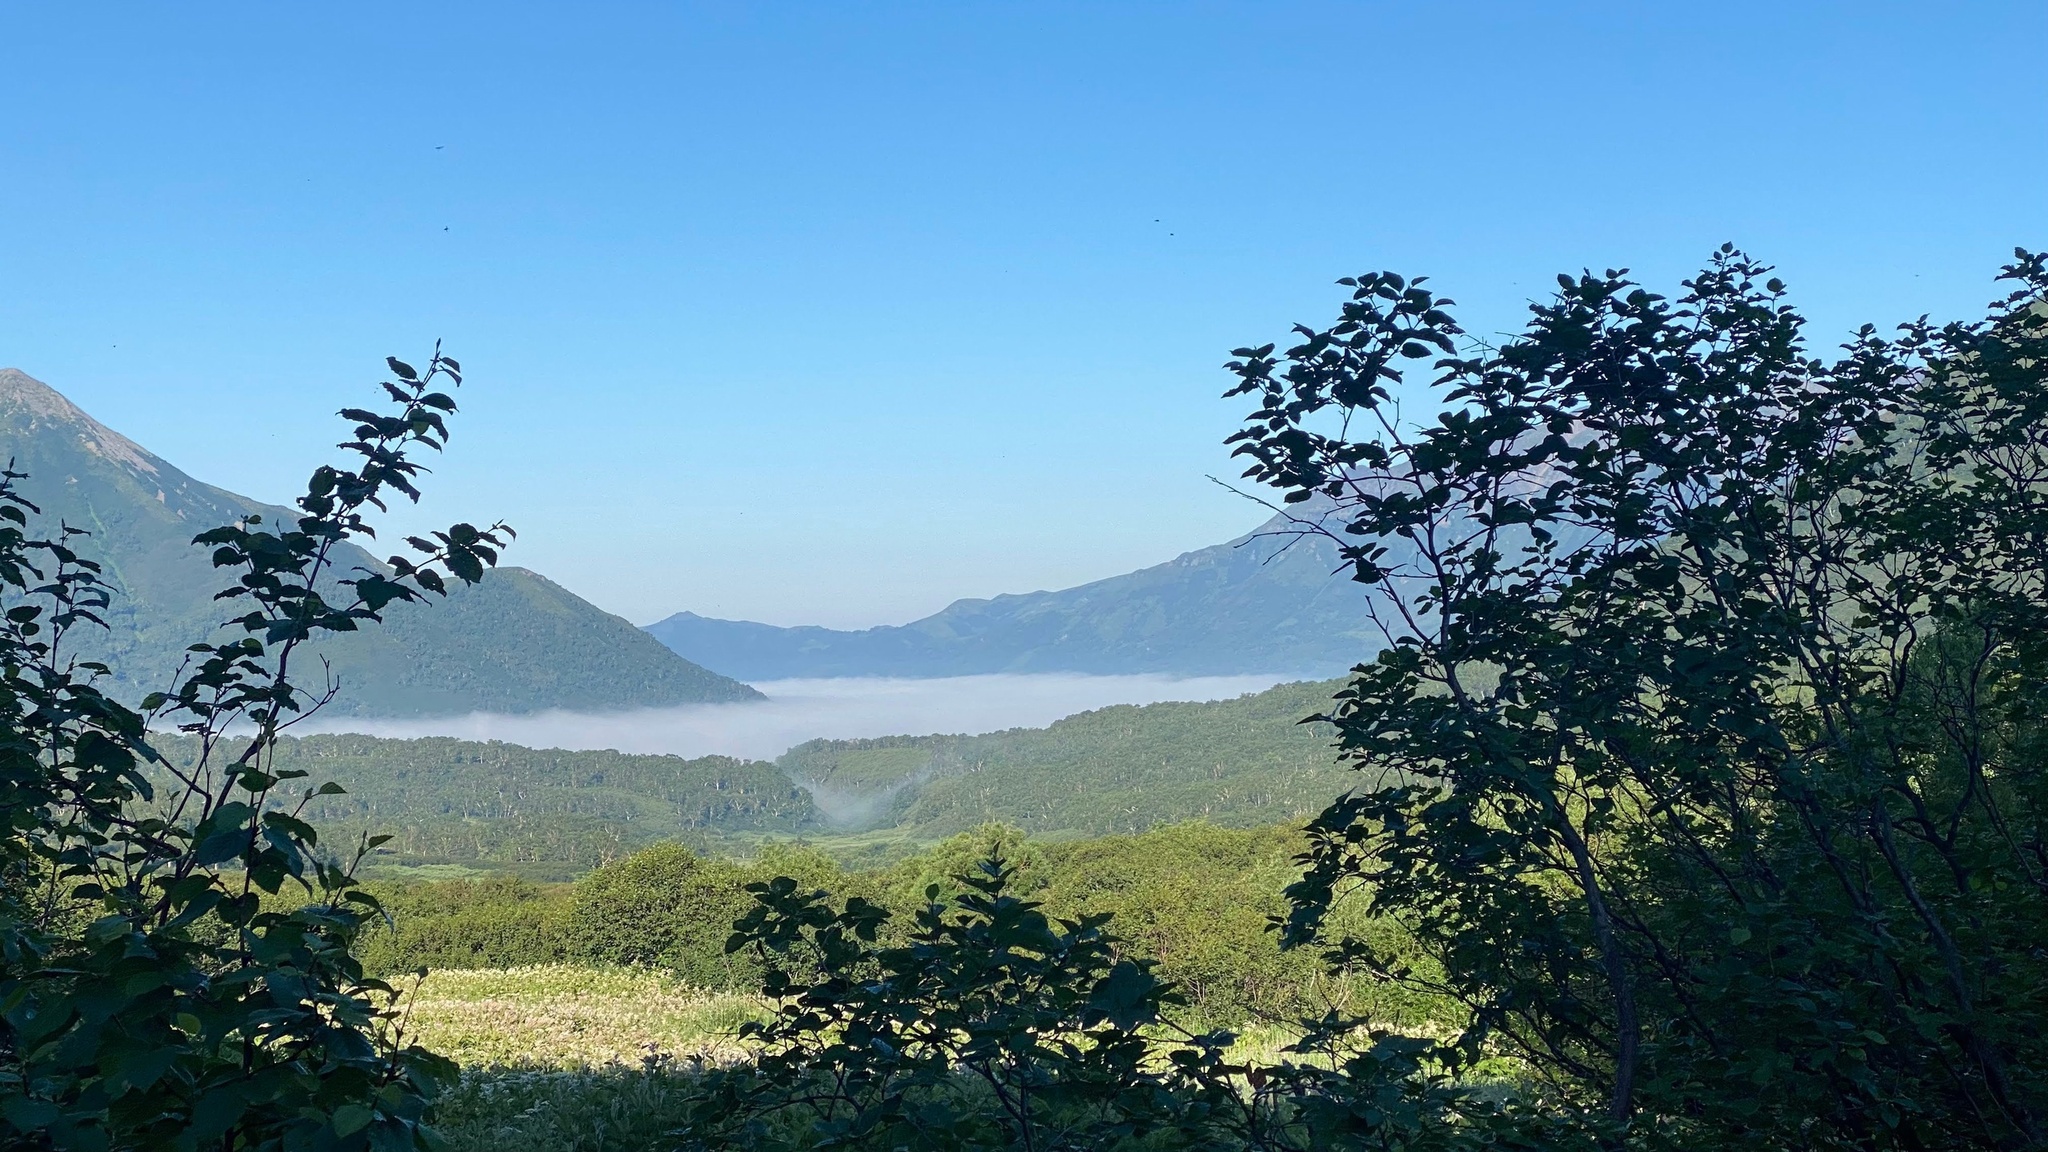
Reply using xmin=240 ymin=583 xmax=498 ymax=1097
xmin=783 ymin=677 xmax=1354 ymax=838
xmin=150 ymin=733 xmax=820 ymax=876
xmin=143 ymin=678 xmax=1355 ymax=875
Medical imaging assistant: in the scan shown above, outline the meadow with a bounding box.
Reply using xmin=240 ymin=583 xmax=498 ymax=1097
xmin=354 ymin=821 xmax=1440 ymax=1032
xmin=407 ymin=970 xmax=762 ymax=1152
xmin=378 ymin=824 xmax=1449 ymax=1152
xmin=395 ymin=967 xmax=765 ymax=1070
xmin=414 ymin=964 xmax=1396 ymax=1152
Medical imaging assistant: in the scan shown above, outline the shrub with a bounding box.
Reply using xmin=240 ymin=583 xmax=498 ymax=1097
xmin=563 ymin=843 xmax=756 ymax=988
xmin=357 ymin=876 xmax=571 ymax=977
xmin=687 ymin=854 xmax=1183 ymax=1151
xmin=689 ymin=852 xmax=1589 ymax=1152
xmin=1 ymin=350 xmax=508 ymax=1150
xmin=1231 ymin=249 xmax=2048 ymax=1145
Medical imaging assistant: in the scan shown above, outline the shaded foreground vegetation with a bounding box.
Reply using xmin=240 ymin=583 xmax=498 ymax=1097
xmin=2 ymin=350 xmax=500 ymax=1150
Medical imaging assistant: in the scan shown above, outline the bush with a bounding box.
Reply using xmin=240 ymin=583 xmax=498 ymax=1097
xmin=357 ymin=876 xmax=571 ymax=977
xmin=1231 ymin=249 xmax=2048 ymax=1145
xmin=685 ymin=851 xmax=1588 ymax=1152
xmin=563 ymin=843 xmax=757 ymax=987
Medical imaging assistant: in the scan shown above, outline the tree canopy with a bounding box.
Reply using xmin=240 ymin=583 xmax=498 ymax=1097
xmin=1229 ymin=248 xmax=2048 ymax=1147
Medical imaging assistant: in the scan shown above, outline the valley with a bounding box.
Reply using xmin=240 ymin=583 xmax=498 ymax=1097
xmin=149 ymin=676 xmax=1357 ymax=879
xmin=1 ymin=366 xmax=1376 ymax=887
xmin=13 ymin=233 xmax=2045 ymax=1152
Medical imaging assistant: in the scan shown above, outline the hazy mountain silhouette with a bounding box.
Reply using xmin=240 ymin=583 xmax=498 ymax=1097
xmin=0 ymin=368 xmax=760 ymax=715
xmin=646 ymin=504 xmax=1390 ymax=680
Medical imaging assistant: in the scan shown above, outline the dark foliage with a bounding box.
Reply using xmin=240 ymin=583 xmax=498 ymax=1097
xmin=685 ymin=853 xmax=1593 ymax=1152
xmin=1 ymin=350 xmax=506 ymax=1150
xmin=691 ymin=855 xmax=1177 ymax=1150
xmin=1229 ymin=250 xmax=2048 ymax=1147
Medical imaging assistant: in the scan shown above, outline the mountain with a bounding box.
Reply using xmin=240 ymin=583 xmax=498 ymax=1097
xmin=0 ymin=368 xmax=761 ymax=715
xmin=645 ymin=508 xmax=1386 ymax=680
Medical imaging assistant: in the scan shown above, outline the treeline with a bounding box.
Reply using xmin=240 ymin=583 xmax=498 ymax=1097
xmin=146 ymin=679 xmax=1357 ymax=877
xmin=148 ymin=733 xmax=821 ymax=875
xmin=784 ymin=677 xmax=1357 ymax=838
xmin=355 ymin=821 xmax=1441 ymax=1031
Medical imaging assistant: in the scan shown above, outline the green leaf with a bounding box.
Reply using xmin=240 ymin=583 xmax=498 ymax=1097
xmin=1 ymin=1096 xmax=60 ymax=1130
xmin=193 ymin=827 xmax=250 ymax=867
xmin=331 ymin=1103 xmax=374 ymax=1137
xmin=1085 ymin=962 xmax=1161 ymax=1032
xmin=186 ymin=1087 xmax=249 ymax=1145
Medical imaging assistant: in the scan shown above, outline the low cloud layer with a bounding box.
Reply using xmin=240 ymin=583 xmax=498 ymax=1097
xmin=299 ymin=673 xmax=1291 ymax=761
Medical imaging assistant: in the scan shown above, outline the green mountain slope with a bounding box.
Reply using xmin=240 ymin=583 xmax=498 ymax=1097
xmin=0 ymin=367 xmax=760 ymax=714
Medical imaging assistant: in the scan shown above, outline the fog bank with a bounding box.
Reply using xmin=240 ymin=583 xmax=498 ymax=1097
xmin=301 ymin=673 xmax=1292 ymax=761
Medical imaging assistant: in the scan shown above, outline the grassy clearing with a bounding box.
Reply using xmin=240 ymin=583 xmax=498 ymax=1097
xmin=395 ymin=965 xmax=766 ymax=1069
xmin=411 ymin=966 xmax=768 ymax=1152
xmin=413 ymin=963 xmax=1464 ymax=1152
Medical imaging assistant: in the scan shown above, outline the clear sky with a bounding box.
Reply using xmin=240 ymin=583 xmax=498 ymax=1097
xmin=3 ymin=3 xmax=2043 ymax=628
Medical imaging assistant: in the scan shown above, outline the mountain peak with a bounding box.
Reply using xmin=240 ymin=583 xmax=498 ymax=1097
xmin=0 ymin=367 xmax=762 ymax=714
xmin=0 ymin=368 xmax=162 ymax=478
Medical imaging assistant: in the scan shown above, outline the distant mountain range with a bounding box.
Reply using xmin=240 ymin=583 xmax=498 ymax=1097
xmin=645 ymin=505 xmax=1387 ymax=681
xmin=0 ymin=368 xmax=760 ymax=716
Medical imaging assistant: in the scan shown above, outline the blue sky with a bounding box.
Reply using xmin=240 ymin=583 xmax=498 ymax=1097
xmin=3 ymin=2 xmax=2043 ymax=628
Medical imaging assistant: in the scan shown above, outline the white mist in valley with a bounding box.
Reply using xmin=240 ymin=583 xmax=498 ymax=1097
xmin=300 ymin=673 xmax=1292 ymax=761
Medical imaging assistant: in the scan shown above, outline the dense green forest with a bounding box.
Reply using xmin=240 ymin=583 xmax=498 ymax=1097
xmin=141 ymin=677 xmax=1355 ymax=877
xmin=148 ymin=734 xmax=822 ymax=877
xmin=783 ymin=677 xmax=1354 ymax=838
xmin=351 ymin=821 xmax=1436 ymax=1032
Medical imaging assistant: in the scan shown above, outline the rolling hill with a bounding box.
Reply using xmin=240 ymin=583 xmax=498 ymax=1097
xmin=644 ymin=506 xmax=1387 ymax=680
xmin=0 ymin=367 xmax=761 ymax=715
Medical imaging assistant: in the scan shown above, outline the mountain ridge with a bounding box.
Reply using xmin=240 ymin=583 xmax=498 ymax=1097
xmin=644 ymin=503 xmax=1386 ymax=680
xmin=0 ymin=367 xmax=762 ymax=716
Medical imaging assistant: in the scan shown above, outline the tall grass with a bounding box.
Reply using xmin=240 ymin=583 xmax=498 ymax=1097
xmin=397 ymin=965 xmax=765 ymax=1069
xmin=434 ymin=1065 xmax=718 ymax=1152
